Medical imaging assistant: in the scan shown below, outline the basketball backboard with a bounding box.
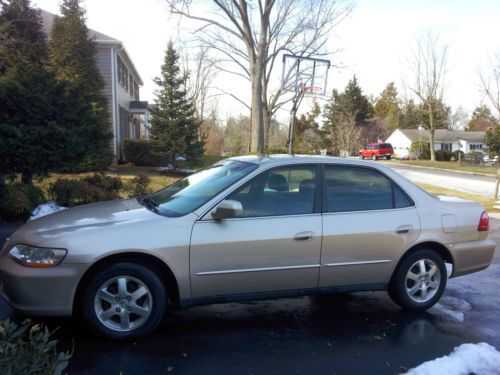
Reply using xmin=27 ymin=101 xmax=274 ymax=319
xmin=280 ymin=54 xmax=330 ymax=96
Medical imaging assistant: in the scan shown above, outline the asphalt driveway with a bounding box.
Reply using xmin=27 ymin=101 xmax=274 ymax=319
xmin=0 ymin=221 xmax=499 ymax=374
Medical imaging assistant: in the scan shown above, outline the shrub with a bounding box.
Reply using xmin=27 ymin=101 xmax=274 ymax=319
xmin=0 ymin=183 xmax=45 ymax=220
xmin=435 ymin=150 xmax=452 ymax=161
xmin=128 ymin=174 xmax=152 ymax=197
xmin=123 ymin=140 xmax=166 ymax=166
xmin=451 ymin=150 xmax=464 ymax=161
xmin=49 ymin=174 xmax=122 ymax=207
xmin=410 ymin=141 xmax=430 ymax=159
xmin=0 ymin=319 xmax=71 ymax=375
xmin=83 ymin=173 xmax=123 ymax=192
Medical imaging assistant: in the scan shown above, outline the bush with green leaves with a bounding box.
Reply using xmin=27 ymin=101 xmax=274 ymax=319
xmin=0 ymin=319 xmax=71 ymax=375
xmin=127 ymin=174 xmax=152 ymax=197
xmin=123 ymin=139 xmax=166 ymax=166
xmin=49 ymin=174 xmax=122 ymax=207
xmin=410 ymin=141 xmax=430 ymax=160
xmin=0 ymin=183 xmax=45 ymax=220
xmin=435 ymin=150 xmax=452 ymax=161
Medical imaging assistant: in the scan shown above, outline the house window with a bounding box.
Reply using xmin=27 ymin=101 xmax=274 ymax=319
xmin=129 ymin=73 xmax=134 ymax=97
xmin=117 ymin=56 xmax=129 ymax=90
xmin=133 ymin=81 xmax=139 ymax=101
xmin=441 ymin=143 xmax=452 ymax=151
xmin=470 ymin=144 xmax=483 ymax=151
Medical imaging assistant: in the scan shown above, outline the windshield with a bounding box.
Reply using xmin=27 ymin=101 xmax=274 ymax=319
xmin=145 ymin=160 xmax=258 ymax=217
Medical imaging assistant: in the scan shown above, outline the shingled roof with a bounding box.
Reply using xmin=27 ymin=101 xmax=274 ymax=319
xmin=398 ymin=129 xmax=485 ymax=143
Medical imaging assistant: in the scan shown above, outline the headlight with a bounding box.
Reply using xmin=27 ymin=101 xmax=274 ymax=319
xmin=8 ymin=244 xmax=67 ymax=267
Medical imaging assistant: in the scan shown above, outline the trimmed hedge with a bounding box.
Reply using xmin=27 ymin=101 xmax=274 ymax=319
xmin=48 ymin=173 xmax=122 ymax=207
xmin=0 ymin=183 xmax=45 ymax=220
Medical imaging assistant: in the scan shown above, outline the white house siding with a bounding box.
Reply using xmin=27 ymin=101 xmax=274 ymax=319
xmin=385 ymin=129 xmax=413 ymax=157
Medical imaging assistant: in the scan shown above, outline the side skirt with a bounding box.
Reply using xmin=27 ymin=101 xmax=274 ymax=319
xmin=178 ymin=283 xmax=387 ymax=309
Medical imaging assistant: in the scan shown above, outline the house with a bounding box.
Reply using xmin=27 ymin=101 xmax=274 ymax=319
xmin=40 ymin=9 xmax=149 ymax=162
xmin=386 ymin=129 xmax=485 ymax=158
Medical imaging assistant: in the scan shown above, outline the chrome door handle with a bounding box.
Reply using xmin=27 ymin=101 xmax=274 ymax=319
xmin=295 ymin=231 xmax=314 ymax=241
xmin=396 ymin=225 xmax=412 ymax=234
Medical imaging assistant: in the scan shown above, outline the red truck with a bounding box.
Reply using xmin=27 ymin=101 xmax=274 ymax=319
xmin=359 ymin=142 xmax=394 ymax=160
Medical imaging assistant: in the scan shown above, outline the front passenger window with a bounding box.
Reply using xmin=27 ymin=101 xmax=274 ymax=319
xmin=228 ymin=166 xmax=316 ymax=218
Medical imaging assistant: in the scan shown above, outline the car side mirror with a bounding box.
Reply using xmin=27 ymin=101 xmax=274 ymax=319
xmin=211 ymin=200 xmax=243 ymax=221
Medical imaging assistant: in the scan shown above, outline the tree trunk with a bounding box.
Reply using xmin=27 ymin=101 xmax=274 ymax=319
xmin=263 ymin=104 xmax=272 ymax=149
xmin=21 ymin=170 xmax=33 ymax=185
xmin=428 ymin=105 xmax=436 ymax=161
xmin=250 ymin=64 xmax=265 ymax=154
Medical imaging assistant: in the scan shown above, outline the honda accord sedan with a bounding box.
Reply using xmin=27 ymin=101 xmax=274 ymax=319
xmin=0 ymin=155 xmax=495 ymax=339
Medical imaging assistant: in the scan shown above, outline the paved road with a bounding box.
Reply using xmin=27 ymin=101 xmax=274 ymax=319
xmin=384 ymin=163 xmax=495 ymax=197
xmin=0 ymin=222 xmax=499 ymax=374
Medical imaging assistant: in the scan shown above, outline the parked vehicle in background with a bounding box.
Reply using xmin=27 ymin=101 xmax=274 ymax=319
xmin=0 ymin=155 xmax=495 ymax=339
xmin=359 ymin=142 xmax=394 ymax=160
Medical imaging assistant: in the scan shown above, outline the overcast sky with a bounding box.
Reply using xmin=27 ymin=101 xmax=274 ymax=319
xmin=34 ymin=0 xmax=500 ymax=121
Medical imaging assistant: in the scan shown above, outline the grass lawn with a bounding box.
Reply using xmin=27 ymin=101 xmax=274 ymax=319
xmin=382 ymin=159 xmax=498 ymax=176
xmin=417 ymin=183 xmax=498 ymax=213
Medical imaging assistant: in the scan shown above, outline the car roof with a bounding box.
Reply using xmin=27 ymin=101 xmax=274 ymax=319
xmin=227 ymin=154 xmax=394 ymax=171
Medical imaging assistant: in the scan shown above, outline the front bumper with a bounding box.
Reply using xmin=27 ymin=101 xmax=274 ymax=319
xmin=0 ymin=256 xmax=86 ymax=316
xmin=449 ymin=239 xmax=496 ymax=278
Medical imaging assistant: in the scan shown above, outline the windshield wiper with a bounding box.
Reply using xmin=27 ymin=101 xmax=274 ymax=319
xmin=139 ymin=195 xmax=158 ymax=210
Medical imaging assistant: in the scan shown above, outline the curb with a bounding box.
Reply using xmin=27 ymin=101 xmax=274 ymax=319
xmin=383 ymin=162 xmax=497 ymax=178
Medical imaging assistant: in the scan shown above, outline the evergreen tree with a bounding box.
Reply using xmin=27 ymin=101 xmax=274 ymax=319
xmin=399 ymin=100 xmax=422 ymax=129
xmin=468 ymin=105 xmax=499 ymax=131
xmin=322 ymin=76 xmax=372 ymax=153
xmin=323 ymin=76 xmax=372 ymax=129
xmin=373 ymin=82 xmax=400 ymax=130
xmin=48 ymin=0 xmax=112 ymax=170
xmin=151 ymin=41 xmax=203 ymax=167
xmin=293 ymin=102 xmax=321 ymax=153
xmin=485 ymin=126 xmax=500 ymax=156
xmin=0 ymin=0 xmax=67 ymax=184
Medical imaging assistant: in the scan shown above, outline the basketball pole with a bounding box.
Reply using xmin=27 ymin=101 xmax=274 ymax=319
xmin=288 ymin=89 xmax=305 ymax=155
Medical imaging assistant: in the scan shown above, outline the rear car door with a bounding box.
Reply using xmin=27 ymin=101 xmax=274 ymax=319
xmin=190 ymin=164 xmax=322 ymax=299
xmin=319 ymin=164 xmax=420 ymax=288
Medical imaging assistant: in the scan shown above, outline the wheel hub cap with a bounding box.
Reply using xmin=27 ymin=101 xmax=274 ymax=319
xmin=94 ymin=275 xmax=153 ymax=332
xmin=405 ymin=259 xmax=441 ymax=303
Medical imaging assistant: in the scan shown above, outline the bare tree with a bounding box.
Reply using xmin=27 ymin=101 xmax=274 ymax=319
xmin=407 ymin=32 xmax=448 ymax=161
xmin=166 ymin=0 xmax=352 ymax=153
xmin=182 ymin=46 xmax=216 ymax=121
xmin=479 ymin=53 xmax=500 ymax=122
xmin=332 ymin=113 xmax=362 ymax=157
xmin=448 ymin=106 xmax=469 ymax=131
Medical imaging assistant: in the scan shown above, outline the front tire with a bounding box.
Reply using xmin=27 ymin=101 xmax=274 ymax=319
xmin=359 ymin=153 xmax=364 ymax=160
xmin=82 ymin=262 xmax=166 ymax=340
xmin=372 ymin=154 xmax=377 ymax=161
xmin=388 ymin=249 xmax=446 ymax=311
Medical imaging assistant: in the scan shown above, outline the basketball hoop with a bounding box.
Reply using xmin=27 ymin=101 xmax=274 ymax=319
xmin=281 ymin=54 xmax=331 ymax=155
xmin=301 ymin=85 xmax=323 ymax=96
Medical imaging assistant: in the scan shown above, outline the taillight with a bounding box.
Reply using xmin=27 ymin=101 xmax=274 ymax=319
xmin=478 ymin=212 xmax=489 ymax=232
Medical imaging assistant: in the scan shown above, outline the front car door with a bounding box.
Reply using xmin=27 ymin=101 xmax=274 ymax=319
xmin=190 ymin=164 xmax=322 ymax=299
xmin=320 ymin=164 xmax=420 ymax=288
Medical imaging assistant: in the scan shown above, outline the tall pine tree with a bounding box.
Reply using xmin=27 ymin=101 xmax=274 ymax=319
xmin=0 ymin=0 xmax=68 ymax=184
xmin=48 ymin=0 xmax=112 ymax=170
xmin=151 ymin=41 xmax=203 ymax=168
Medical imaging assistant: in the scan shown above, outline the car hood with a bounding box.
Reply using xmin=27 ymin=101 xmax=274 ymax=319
xmin=7 ymin=199 xmax=155 ymax=246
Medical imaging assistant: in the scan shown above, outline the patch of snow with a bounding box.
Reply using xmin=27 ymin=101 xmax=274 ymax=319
xmin=407 ymin=342 xmax=500 ymax=375
xmin=29 ymin=202 xmax=67 ymax=221
xmin=430 ymin=296 xmax=472 ymax=323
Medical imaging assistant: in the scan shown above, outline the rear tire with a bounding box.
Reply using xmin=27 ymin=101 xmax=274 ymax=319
xmin=82 ymin=262 xmax=166 ymax=340
xmin=386 ymin=155 xmax=391 ymax=160
xmin=388 ymin=249 xmax=446 ymax=311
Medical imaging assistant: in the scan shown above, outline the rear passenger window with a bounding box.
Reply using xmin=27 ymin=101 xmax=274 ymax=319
xmin=394 ymin=185 xmax=413 ymax=208
xmin=324 ymin=166 xmax=413 ymax=213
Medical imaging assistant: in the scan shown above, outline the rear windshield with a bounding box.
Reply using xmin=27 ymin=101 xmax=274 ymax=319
xmin=380 ymin=143 xmax=393 ymax=149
